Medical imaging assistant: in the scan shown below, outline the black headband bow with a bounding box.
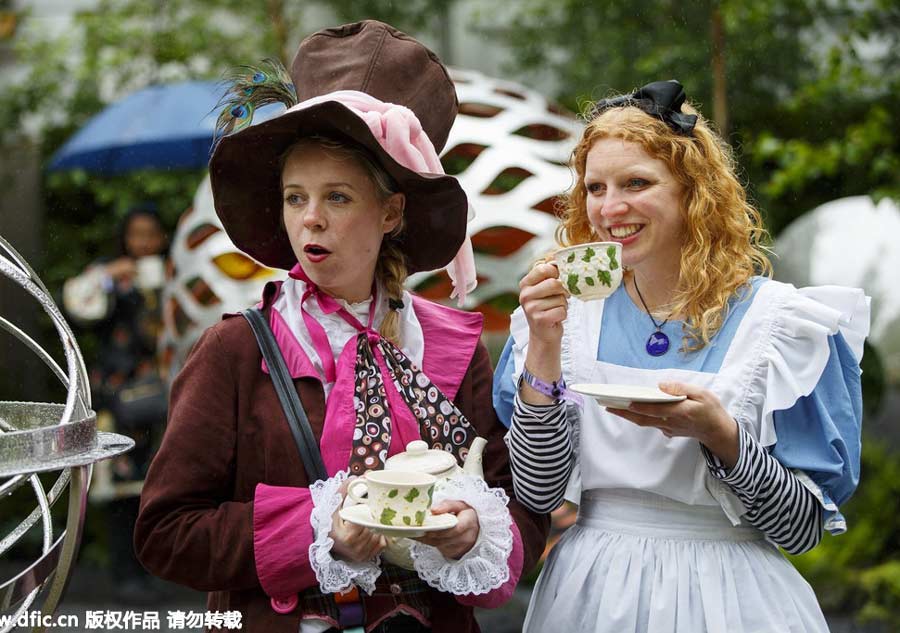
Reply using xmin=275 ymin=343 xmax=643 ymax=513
xmin=592 ymin=80 xmax=698 ymax=137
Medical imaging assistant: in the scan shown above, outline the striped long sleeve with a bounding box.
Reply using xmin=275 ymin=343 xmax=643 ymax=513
xmin=701 ymin=425 xmax=823 ymax=555
xmin=508 ymin=397 xmax=825 ymax=553
xmin=505 ymin=396 xmax=572 ymax=513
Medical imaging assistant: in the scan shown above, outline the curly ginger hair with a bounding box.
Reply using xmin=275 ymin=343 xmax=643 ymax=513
xmin=557 ymin=102 xmax=772 ymax=351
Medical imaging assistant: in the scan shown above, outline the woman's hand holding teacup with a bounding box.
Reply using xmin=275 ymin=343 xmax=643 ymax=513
xmin=519 ymin=261 xmax=568 ymax=405
xmin=413 ymin=500 xmax=480 ymax=560
xmin=330 ymin=476 xmax=387 ymax=563
xmin=606 ymin=381 xmax=740 ymax=468
xmin=519 ymin=261 xmax=569 ymax=349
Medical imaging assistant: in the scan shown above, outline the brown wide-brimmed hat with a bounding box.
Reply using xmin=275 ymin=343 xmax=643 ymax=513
xmin=209 ymin=20 xmax=468 ymax=273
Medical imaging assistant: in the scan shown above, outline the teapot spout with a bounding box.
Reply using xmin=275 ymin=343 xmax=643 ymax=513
xmin=462 ymin=437 xmax=488 ymax=479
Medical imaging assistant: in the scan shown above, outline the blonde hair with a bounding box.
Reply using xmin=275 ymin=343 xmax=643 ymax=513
xmin=280 ymin=137 xmax=408 ymax=346
xmin=558 ymin=103 xmax=772 ymax=351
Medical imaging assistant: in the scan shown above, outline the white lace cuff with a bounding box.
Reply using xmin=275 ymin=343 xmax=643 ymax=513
xmin=408 ymin=475 xmax=513 ymax=595
xmin=308 ymin=470 xmax=381 ymax=594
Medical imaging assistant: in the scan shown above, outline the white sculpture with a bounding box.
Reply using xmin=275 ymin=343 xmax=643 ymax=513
xmin=775 ymin=195 xmax=900 ymax=382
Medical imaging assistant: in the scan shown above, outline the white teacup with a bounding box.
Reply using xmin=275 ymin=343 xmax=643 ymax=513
xmin=347 ymin=470 xmax=436 ymax=527
xmin=135 ymin=255 xmax=166 ymax=290
xmin=553 ymin=241 xmax=623 ymax=300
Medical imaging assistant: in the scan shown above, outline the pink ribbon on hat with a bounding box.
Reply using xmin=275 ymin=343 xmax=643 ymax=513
xmin=290 ymin=90 xmax=477 ymax=305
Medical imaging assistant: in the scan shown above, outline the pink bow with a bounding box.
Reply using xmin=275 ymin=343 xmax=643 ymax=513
xmin=290 ymin=91 xmax=477 ymax=305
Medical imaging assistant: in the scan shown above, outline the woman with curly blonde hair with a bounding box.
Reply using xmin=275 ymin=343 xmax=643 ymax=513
xmin=493 ymin=80 xmax=870 ymax=632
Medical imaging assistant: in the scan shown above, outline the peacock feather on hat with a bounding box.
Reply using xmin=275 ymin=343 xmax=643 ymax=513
xmin=214 ymin=58 xmax=299 ymax=141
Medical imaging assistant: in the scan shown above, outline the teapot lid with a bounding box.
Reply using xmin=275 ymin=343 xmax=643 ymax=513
xmin=384 ymin=440 xmax=457 ymax=475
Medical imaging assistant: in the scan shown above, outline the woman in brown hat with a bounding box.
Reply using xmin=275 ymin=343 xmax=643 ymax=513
xmin=134 ymin=20 xmax=548 ymax=633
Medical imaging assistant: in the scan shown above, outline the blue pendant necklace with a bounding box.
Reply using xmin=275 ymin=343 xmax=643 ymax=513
xmin=633 ymin=276 xmax=671 ymax=356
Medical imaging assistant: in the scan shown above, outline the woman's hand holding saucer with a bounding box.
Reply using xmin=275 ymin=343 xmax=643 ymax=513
xmin=413 ymin=500 xmax=480 ymax=560
xmin=607 ymin=381 xmax=740 ymax=468
xmin=330 ymin=477 xmax=387 ymax=562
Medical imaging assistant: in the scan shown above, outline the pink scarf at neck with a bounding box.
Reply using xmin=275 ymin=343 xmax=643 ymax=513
xmin=287 ymin=262 xmax=477 ymax=474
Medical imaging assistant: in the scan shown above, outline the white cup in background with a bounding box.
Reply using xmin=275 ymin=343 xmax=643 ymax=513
xmin=135 ymin=255 xmax=165 ymax=290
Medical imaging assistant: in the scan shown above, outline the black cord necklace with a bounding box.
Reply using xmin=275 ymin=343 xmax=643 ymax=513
xmin=633 ymin=276 xmax=672 ymax=356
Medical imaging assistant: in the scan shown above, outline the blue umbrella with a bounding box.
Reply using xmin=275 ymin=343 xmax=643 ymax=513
xmin=48 ymin=80 xmax=284 ymax=174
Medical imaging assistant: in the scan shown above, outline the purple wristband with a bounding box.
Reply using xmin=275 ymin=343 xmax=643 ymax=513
xmin=519 ymin=367 xmax=584 ymax=407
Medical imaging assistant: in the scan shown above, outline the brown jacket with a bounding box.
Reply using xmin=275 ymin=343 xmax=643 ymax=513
xmin=135 ymin=305 xmax=549 ymax=632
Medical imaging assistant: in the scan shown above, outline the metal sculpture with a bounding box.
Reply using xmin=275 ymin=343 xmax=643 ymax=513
xmin=0 ymin=236 xmax=133 ymax=632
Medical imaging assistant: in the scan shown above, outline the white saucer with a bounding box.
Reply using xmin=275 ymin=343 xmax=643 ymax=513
xmin=571 ymin=383 xmax=687 ymax=408
xmin=339 ymin=503 xmax=458 ymax=538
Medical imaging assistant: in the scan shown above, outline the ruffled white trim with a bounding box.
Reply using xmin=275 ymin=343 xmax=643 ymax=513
xmin=308 ymin=471 xmax=381 ymax=594
xmin=559 ymin=299 xmax=577 ymax=385
xmin=723 ymin=281 xmax=870 ymax=448
xmin=408 ymin=475 xmax=513 ymax=595
xmin=792 ymin=469 xmax=846 ymax=535
xmin=797 ymin=286 xmax=869 ymax=361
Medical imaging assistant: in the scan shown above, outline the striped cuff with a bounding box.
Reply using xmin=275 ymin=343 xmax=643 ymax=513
xmin=700 ymin=425 xmax=746 ymax=482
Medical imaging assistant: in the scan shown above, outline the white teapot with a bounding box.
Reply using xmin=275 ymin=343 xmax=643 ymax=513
xmin=383 ymin=438 xmax=487 ymax=481
xmin=376 ymin=438 xmax=487 ymax=569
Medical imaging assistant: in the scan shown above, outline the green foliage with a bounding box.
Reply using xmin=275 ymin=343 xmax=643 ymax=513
xmin=3 ymin=1 xmax=898 ymax=610
xmin=745 ymin=2 xmax=900 ymax=233
xmin=486 ymin=292 xmax=520 ymax=315
xmin=326 ymin=0 xmax=453 ymax=35
xmin=1 ymin=1 xmax=453 ymax=572
xmin=488 ymin=7 xmax=899 ymax=625
xmin=2 ymin=1 xmax=283 ymax=304
xmin=598 ymin=270 xmax=611 ymax=287
xmin=566 ymin=273 xmax=580 ymax=294
xmin=485 ymin=0 xmax=899 ymax=236
xmin=482 ymin=0 xmax=822 ymax=117
xmin=403 ymin=487 xmax=420 ymax=503
xmin=607 ymin=246 xmax=619 ymax=270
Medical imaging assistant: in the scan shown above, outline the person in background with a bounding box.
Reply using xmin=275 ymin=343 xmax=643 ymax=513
xmin=493 ymin=80 xmax=870 ymax=632
xmin=63 ymin=204 xmax=169 ymax=603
